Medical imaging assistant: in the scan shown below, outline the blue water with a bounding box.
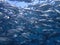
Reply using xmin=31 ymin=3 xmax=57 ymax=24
xmin=0 ymin=1 xmax=60 ymax=45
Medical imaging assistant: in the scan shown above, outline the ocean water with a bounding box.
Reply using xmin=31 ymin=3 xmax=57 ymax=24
xmin=0 ymin=1 xmax=60 ymax=45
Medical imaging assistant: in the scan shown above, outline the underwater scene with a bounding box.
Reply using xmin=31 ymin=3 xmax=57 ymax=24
xmin=0 ymin=0 xmax=60 ymax=45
